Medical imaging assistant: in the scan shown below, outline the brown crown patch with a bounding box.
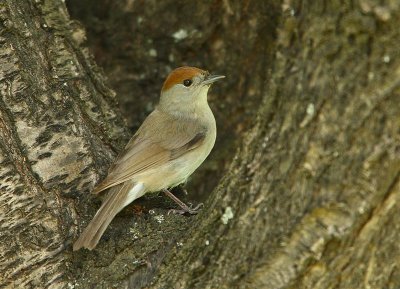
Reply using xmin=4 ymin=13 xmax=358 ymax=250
xmin=162 ymin=66 xmax=206 ymax=92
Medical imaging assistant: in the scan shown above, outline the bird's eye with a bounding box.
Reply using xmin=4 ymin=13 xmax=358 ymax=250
xmin=183 ymin=79 xmax=193 ymax=87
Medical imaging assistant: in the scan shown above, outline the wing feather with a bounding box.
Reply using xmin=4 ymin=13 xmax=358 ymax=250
xmin=93 ymin=109 xmax=206 ymax=194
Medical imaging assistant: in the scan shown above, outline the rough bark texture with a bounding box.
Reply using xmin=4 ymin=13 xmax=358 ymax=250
xmin=0 ymin=0 xmax=128 ymax=287
xmin=1 ymin=0 xmax=400 ymax=289
xmin=150 ymin=0 xmax=400 ymax=285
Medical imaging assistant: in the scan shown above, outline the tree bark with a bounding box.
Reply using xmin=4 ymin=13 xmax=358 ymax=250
xmin=1 ymin=0 xmax=400 ymax=289
xmin=150 ymin=1 xmax=400 ymax=288
xmin=0 ymin=0 xmax=128 ymax=287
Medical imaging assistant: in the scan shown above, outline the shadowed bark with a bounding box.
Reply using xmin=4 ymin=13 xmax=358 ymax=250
xmin=1 ymin=0 xmax=400 ymax=289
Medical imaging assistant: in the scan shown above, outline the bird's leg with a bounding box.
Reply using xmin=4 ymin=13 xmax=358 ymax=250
xmin=163 ymin=189 xmax=203 ymax=215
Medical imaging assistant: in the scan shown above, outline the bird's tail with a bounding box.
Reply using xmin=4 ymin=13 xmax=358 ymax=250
xmin=73 ymin=182 xmax=145 ymax=251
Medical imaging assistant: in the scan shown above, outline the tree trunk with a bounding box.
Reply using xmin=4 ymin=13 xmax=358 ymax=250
xmin=0 ymin=0 xmax=128 ymax=287
xmin=1 ymin=0 xmax=400 ymax=289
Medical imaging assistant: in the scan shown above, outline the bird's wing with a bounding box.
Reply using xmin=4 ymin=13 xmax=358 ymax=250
xmin=93 ymin=109 xmax=207 ymax=194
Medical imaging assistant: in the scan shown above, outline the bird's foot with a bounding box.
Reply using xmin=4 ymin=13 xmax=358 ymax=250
xmin=168 ymin=202 xmax=204 ymax=215
xmin=163 ymin=189 xmax=203 ymax=215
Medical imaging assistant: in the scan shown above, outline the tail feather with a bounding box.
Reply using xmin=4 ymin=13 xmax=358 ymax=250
xmin=73 ymin=182 xmax=145 ymax=251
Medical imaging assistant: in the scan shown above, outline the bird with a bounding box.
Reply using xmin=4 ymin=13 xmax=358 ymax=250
xmin=73 ymin=66 xmax=225 ymax=251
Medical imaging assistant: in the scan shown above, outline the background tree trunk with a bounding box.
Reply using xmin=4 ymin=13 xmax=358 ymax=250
xmin=1 ymin=0 xmax=400 ymax=289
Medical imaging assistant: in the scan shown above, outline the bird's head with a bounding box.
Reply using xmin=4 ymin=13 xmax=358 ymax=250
xmin=158 ymin=66 xmax=225 ymax=115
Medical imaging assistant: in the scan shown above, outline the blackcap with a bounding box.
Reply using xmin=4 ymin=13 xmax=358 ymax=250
xmin=73 ymin=66 xmax=224 ymax=250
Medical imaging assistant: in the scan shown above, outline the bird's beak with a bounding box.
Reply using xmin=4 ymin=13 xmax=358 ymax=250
xmin=202 ymin=74 xmax=225 ymax=85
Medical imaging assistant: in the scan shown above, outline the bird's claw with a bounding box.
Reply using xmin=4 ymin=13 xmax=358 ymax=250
xmin=168 ymin=202 xmax=204 ymax=215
